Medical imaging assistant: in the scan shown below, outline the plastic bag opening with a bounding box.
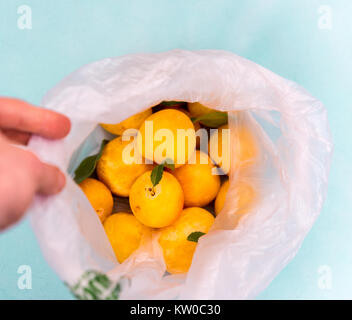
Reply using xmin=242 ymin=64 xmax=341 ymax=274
xmin=27 ymin=50 xmax=332 ymax=300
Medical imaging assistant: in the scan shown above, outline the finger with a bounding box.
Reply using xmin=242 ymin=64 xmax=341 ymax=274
xmin=34 ymin=161 xmax=66 ymax=196
xmin=0 ymin=97 xmax=71 ymax=139
xmin=0 ymin=143 xmax=34 ymax=230
xmin=1 ymin=129 xmax=31 ymax=145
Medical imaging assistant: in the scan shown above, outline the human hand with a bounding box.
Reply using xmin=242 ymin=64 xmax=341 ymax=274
xmin=0 ymin=98 xmax=71 ymax=231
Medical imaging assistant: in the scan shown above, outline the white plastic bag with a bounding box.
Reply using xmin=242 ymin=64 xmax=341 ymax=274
xmin=27 ymin=50 xmax=333 ymax=299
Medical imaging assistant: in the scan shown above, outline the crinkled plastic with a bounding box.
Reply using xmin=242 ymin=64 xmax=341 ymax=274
xmin=27 ymin=50 xmax=333 ymax=299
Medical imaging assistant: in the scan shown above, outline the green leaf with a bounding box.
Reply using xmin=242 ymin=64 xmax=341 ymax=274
xmin=163 ymin=158 xmax=175 ymax=171
xmin=150 ymin=159 xmax=175 ymax=187
xmin=74 ymin=139 xmax=109 ymax=184
xmin=150 ymin=164 xmax=164 ymax=187
xmin=187 ymin=231 xmax=206 ymax=243
xmin=192 ymin=111 xmax=228 ymax=128
xmin=160 ymin=101 xmax=187 ymax=108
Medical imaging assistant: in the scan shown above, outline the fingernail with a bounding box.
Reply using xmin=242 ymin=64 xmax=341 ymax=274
xmin=57 ymin=172 xmax=66 ymax=192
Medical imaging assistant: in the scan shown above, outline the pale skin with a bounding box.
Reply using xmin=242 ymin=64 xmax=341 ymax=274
xmin=0 ymin=98 xmax=71 ymax=231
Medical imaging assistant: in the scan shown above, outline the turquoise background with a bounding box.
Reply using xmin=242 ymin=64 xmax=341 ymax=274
xmin=0 ymin=0 xmax=351 ymax=299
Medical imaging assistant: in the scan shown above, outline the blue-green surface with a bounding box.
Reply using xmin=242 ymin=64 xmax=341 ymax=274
xmin=0 ymin=0 xmax=351 ymax=299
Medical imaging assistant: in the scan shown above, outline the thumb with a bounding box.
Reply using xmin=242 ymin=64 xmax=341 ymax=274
xmin=35 ymin=162 xmax=66 ymax=196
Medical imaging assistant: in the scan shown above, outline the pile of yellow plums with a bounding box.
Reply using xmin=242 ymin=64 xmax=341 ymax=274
xmin=77 ymin=101 xmax=258 ymax=274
